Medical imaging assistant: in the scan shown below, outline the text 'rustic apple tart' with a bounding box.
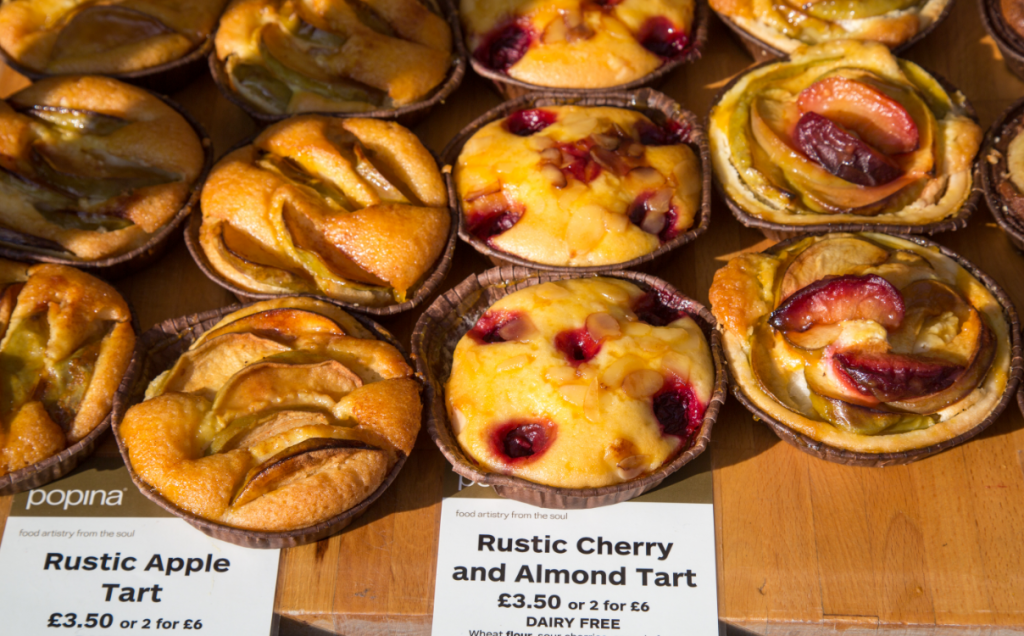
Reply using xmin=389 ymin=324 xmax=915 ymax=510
xmin=0 ymin=259 xmax=134 ymax=477
xmin=709 ymin=233 xmax=1012 ymax=455
xmin=454 ymin=105 xmax=702 ymax=266
xmin=120 ymin=298 xmax=421 ymax=532
xmin=0 ymin=75 xmax=206 ymax=261
xmin=199 ymin=115 xmax=450 ymax=306
xmin=709 ymin=0 xmax=949 ymax=54
xmin=214 ymin=0 xmax=454 ymax=116
xmin=0 ymin=0 xmax=228 ymax=75
xmin=446 ymin=278 xmax=714 ymax=488
xmin=462 ymin=0 xmax=696 ymax=88
xmin=709 ymin=40 xmax=981 ymax=228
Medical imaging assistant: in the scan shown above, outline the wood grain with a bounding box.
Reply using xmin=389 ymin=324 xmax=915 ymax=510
xmin=1 ymin=1 xmax=1024 ymax=633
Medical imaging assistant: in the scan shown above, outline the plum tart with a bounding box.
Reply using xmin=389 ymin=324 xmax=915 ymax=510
xmin=119 ymin=298 xmax=421 ymax=533
xmin=451 ymin=101 xmax=704 ymax=268
xmin=461 ymin=0 xmax=700 ymax=90
xmin=709 ymin=41 xmax=981 ymax=234
xmin=0 ymin=260 xmax=135 ymax=481
xmin=981 ymin=97 xmax=1024 ymax=251
xmin=709 ymin=0 xmax=950 ymax=57
xmin=197 ymin=115 xmax=451 ymax=309
xmin=0 ymin=76 xmax=207 ymax=262
xmin=213 ymin=0 xmax=456 ymax=117
xmin=0 ymin=0 xmax=227 ymax=77
xmin=445 ymin=277 xmax=715 ymax=489
xmin=709 ymin=233 xmax=1016 ymax=459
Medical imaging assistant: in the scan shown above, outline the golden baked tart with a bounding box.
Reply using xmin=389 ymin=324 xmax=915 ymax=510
xmin=709 ymin=233 xmax=1017 ymax=460
xmin=981 ymin=97 xmax=1024 ymax=251
xmin=445 ymin=277 xmax=715 ymax=489
xmin=452 ymin=101 xmax=704 ymax=268
xmin=461 ymin=0 xmax=699 ymax=89
xmin=709 ymin=41 xmax=981 ymax=233
xmin=213 ymin=0 xmax=455 ymax=117
xmin=0 ymin=259 xmax=135 ymax=479
xmin=0 ymin=0 xmax=228 ymax=76
xmin=709 ymin=0 xmax=950 ymax=57
xmin=0 ymin=76 xmax=207 ymax=262
xmin=197 ymin=115 xmax=451 ymax=308
xmin=119 ymin=298 xmax=421 ymax=533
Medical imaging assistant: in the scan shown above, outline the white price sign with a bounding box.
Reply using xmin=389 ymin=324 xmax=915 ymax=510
xmin=0 ymin=457 xmax=279 ymax=636
xmin=431 ymin=454 xmax=719 ymax=636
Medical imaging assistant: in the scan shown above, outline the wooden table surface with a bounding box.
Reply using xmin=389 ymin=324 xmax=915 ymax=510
xmin=2 ymin=1 xmax=1024 ymax=634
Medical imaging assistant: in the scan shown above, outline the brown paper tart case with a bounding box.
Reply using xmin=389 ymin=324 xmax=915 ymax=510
xmin=727 ymin=233 xmax=1024 ymax=467
xmin=979 ymin=96 xmax=1024 ymax=251
xmin=979 ymin=0 xmax=1024 ymax=81
xmin=208 ymin=0 xmax=467 ymax=127
xmin=112 ymin=300 xmax=421 ymax=549
xmin=468 ymin=1 xmax=708 ymax=100
xmin=411 ymin=267 xmax=727 ymax=509
xmin=440 ymin=89 xmax=712 ymax=274
xmin=710 ymin=60 xmax=982 ymax=241
xmin=713 ymin=0 xmax=955 ymax=63
xmin=0 ymin=90 xmax=214 ymax=280
xmin=0 ymin=38 xmax=214 ymax=95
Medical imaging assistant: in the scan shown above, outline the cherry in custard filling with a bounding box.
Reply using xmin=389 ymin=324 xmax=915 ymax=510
xmin=475 ymin=19 xmax=535 ymax=72
xmin=505 ymin=108 xmax=557 ymax=136
xmin=652 ymin=375 xmax=705 ymax=444
xmin=628 ymin=191 xmax=681 ymax=242
xmin=554 ymin=326 xmax=602 ymax=365
xmin=469 ymin=310 xmax=525 ymax=344
xmin=491 ymin=419 xmax=556 ymax=462
xmin=638 ymin=17 xmax=690 ymax=59
xmin=632 ymin=291 xmax=685 ymax=326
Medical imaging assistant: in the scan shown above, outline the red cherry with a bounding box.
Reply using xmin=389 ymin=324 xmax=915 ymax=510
xmin=504 ymin=109 xmax=557 ymax=136
xmin=491 ymin=420 xmax=556 ymax=462
xmin=634 ymin=119 xmax=689 ymax=146
xmin=652 ymin=375 xmax=705 ymax=443
xmin=469 ymin=310 xmax=524 ymax=344
xmin=627 ymin=191 xmax=680 ymax=242
xmin=632 ymin=291 xmax=685 ymax=326
xmin=554 ymin=327 xmax=602 ymax=365
xmin=475 ymin=19 xmax=534 ymax=72
xmin=638 ymin=17 xmax=690 ymax=59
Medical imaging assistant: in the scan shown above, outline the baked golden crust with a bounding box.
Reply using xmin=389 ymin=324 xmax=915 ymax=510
xmin=0 ymin=0 xmax=228 ymax=74
xmin=454 ymin=105 xmax=701 ymax=266
xmin=215 ymin=0 xmax=453 ymax=115
xmin=199 ymin=115 xmax=449 ymax=306
xmin=711 ymin=0 xmax=950 ymax=53
xmin=446 ymin=278 xmax=714 ymax=489
xmin=121 ymin=298 xmax=422 ymax=532
xmin=0 ymin=260 xmax=134 ymax=476
xmin=709 ymin=41 xmax=981 ymax=227
xmin=0 ymin=75 xmax=205 ymax=261
xmin=461 ymin=0 xmax=695 ymax=88
xmin=710 ymin=233 xmax=1011 ymax=454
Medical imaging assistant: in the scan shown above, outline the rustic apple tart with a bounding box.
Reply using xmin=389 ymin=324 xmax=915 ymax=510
xmin=120 ymin=298 xmax=421 ymax=532
xmin=214 ymin=0 xmax=454 ymax=116
xmin=0 ymin=260 xmax=134 ymax=478
xmin=709 ymin=233 xmax=1013 ymax=456
xmin=709 ymin=41 xmax=981 ymax=230
xmin=0 ymin=76 xmax=206 ymax=261
xmin=461 ymin=0 xmax=697 ymax=89
xmin=709 ymin=0 xmax=949 ymax=54
xmin=0 ymin=0 xmax=227 ymax=76
xmin=198 ymin=115 xmax=450 ymax=307
xmin=454 ymin=104 xmax=702 ymax=267
xmin=446 ymin=277 xmax=714 ymax=488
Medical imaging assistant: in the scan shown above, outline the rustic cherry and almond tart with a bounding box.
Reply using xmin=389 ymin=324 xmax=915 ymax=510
xmin=215 ymin=0 xmax=454 ymax=116
xmin=461 ymin=0 xmax=697 ymax=88
xmin=0 ymin=260 xmax=134 ymax=479
xmin=709 ymin=40 xmax=981 ymax=230
xmin=710 ymin=233 xmax=1012 ymax=455
xmin=120 ymin=298 xmax=421 ymax=532
xmin=446 ymin=278 xmax=714 ymax=489
xmin=0 ymin=76 xmax=206 ymax=261
xmin=454 ymin=104 xmax=702 ymax=267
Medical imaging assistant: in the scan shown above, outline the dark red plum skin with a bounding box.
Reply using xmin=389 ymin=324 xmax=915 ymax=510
xmin=832 ymin=350 xmax=963 ymax=402
xmin=769 ymin=274 xmax=905 ymax=333
xmin=794 ymin=112 xmax=903 ymax=186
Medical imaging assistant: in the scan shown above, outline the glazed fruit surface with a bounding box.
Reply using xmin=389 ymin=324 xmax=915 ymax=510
xmin=0 ymin=0 xmax=227 ymax=74
xmin=709 ymin=41 xmax=981 ymax=227
xmin=199 ymin=115 xmax=450 ymax=306
xmin=446 ymin=278 xmax=714 ymax=489
xmin=709 ymin=233 xmax=1011 ymax=454
xmin=120 ymin=298 xmax=421 ymax=532
xmin=216 ymin=0 xmax=453 ymax=115
xmin=710 ymin=0 xmax=949 ymax=53
xmin=0 ymin=76 xmax=205 ymax=261
xmin=0 ymin=260 xmax=135 ymax=477
xmin=455 ymin=105 xmax=701 ymax=267
xmin=461 ymin=0 xmax=695 ymax=88
xmin=992 ymin=113 xmax=1024 ymax=234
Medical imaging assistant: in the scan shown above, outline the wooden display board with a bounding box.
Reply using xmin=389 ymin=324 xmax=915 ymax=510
xmin=2 ymin=1 xmax=1024 ymax=633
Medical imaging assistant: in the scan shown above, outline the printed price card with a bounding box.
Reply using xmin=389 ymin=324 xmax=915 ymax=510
xmin=431 ymin=453 xmax=718 ymax=636
xmin=0 ymin=456 xmax=279 ymax=635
